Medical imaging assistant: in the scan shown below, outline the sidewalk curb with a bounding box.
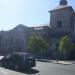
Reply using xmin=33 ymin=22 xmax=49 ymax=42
xmin=53 ymin=62 xmax=73 ymax=65
xmin=36 ymin=59 xmax=75 ymax=65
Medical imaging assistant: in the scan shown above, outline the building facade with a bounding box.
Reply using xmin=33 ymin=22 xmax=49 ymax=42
xmin=29 ymin=0 xmax=75 ymax=58
xmin=49 ymin=0 xmax=75 ymax=34
xmin=32 ymin=0 xmax=75 ymax=41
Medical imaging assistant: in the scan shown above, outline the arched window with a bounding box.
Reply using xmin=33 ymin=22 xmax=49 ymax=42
xmin=57 ymin=21 xmax=62 ymax=28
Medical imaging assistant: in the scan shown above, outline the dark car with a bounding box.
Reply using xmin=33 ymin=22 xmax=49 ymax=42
xmin=0 ymin=52 xmax=36 ymax=70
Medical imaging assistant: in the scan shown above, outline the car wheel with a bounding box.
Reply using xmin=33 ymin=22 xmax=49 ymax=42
xmin=14 ymin=65 xmax=19 ymax=71
xmin=0 ymin=62 xmax=3 ymax=67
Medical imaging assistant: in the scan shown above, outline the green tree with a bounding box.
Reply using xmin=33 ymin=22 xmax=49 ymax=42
xmin=28 ymin=34 xmax=49 ymax=59
xmin=58 ymin=35 xmax=75 ymax=60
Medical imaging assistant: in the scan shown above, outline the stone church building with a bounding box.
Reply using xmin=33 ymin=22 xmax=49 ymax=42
xmin=29 ymin=0 xmax=75 ymax=58
xmin=48 ymin=0 xmax=75 ymax=48
xmin=49 ymin=0 xmax=75 ymax=34
xmin=32 ymin=0 xmax=75 ymax=48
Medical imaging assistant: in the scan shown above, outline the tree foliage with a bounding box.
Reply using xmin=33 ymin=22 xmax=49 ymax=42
xmin=59 ymin=35 xmax=74 ymax=51
xmin=28 ymin=34 xmax=49 ymax=58
xmin=58 ymin=35 xmax=75 ymax=59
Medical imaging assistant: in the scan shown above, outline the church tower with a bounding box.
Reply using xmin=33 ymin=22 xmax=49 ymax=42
xmin=49 ymin=0 xmax=75 ymax=33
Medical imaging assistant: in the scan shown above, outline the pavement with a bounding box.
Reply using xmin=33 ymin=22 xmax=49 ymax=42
xmin=0 ymin=61 xmax=75 ymax=75
xmin=0 ymin=67 xmax=26 ymax=75
xmin=36 ymin=59 xmax=75 ymax=65
xmin=34 ymin=61 xmax=75 ymax=75
xmin=53 ymin=61 xmax=73 ymax=65
xmin=51 ymin=60 xmax=75 ymax=65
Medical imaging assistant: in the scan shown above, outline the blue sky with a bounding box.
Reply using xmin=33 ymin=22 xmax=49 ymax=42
xmin=0 ymin=0 xmax=75 ymax=31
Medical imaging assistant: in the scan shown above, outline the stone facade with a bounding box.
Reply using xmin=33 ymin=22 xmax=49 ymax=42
xmin=32 ymin=0 xmax=75 ymax=41
xmin=49 ymin=1 xmax=75 ymax=34
xmin=29 ymin=0 xmax=75 ymax=58
xmin=48 ymin=0 xmax=75 ymax=44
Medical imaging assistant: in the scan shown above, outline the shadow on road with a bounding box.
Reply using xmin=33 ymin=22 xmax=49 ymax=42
xmin=1 ymin=66 xmax=39 ymax=74
xmin=19 ymin=69 xmax=39 ymax=74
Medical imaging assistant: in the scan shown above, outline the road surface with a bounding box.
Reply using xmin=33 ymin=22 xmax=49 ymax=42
xmin=0 ymin=61 xmax=75 ymax=75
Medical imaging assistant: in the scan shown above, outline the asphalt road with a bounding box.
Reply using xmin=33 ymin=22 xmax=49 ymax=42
xmin=0 ymin=61 xmax=75 ymax=75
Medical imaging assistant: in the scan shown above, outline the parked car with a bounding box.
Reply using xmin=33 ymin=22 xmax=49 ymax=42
xmin=0 ymin=52 xmax=36 ymax=70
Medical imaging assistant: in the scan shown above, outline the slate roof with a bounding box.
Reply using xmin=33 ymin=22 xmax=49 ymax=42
xmin=49 ymin=5 xmax=74 ymax=12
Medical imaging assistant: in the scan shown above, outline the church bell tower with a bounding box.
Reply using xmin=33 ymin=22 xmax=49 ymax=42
xmin=49 ymin=0 xmax=75 ymax=33
xmin=60 ymin=0 xmax=67 ymax=5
